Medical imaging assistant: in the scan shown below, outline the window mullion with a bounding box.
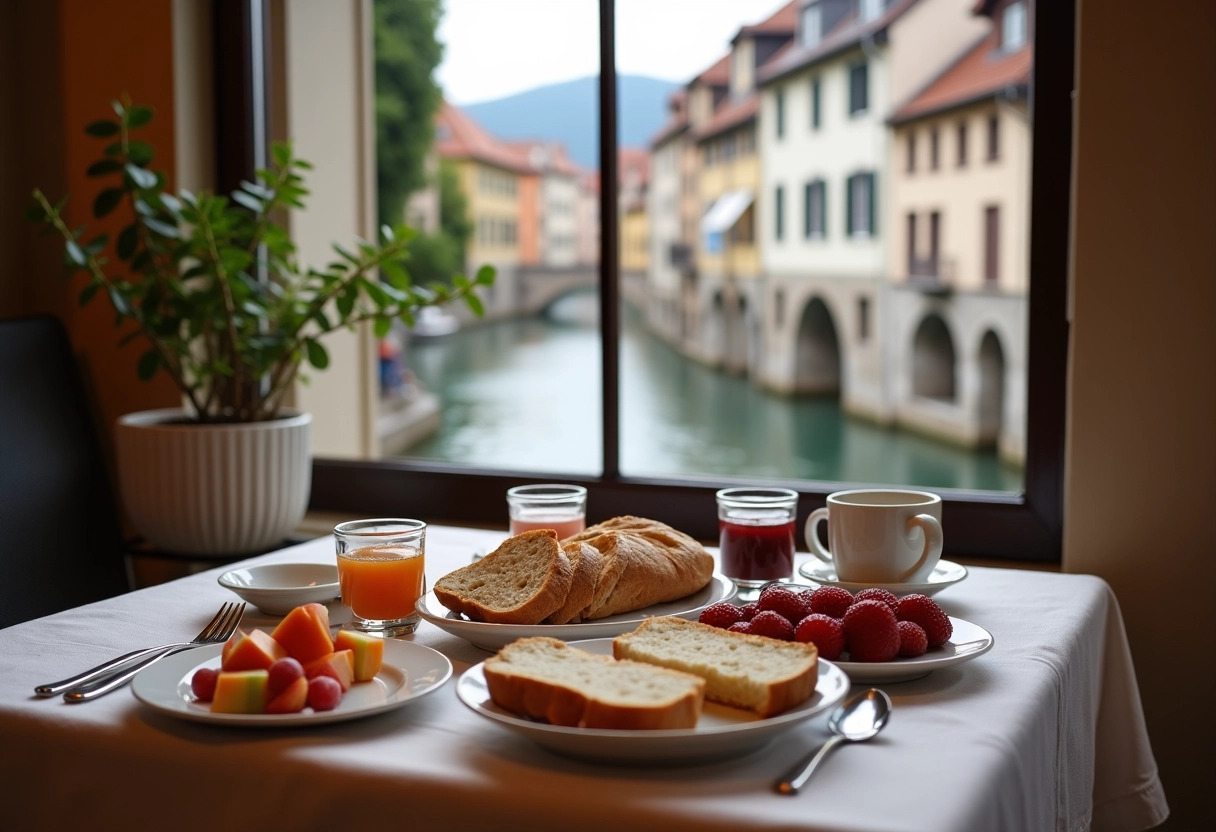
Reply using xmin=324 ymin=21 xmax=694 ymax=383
xmin=599 ymin=0 xmax=620 ymax=480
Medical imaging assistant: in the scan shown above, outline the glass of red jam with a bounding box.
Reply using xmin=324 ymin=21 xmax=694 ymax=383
xmin=716 ymin=487 xmax=799 ymax=596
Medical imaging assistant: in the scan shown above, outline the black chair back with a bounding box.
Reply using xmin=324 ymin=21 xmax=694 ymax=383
xmin=0 ymin=315 xmax=130 ymax=628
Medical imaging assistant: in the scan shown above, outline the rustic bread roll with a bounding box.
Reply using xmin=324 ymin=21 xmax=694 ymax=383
xmin=433 ymin=529 xmax=573 ymax=625
xmin=542 ymin=541 xmax=602 ymax=625
xmin=562 ymin=516 xmax=715 ymax=620
xmin=612 ymin=616 xmax=819 ymax=717
xmin=483 ymin=636 xmax=706 ymax=729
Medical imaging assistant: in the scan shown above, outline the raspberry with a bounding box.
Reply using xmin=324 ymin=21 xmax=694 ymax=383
xmin=854 ymin=587 xmax=899 ymax=614
xmin=748 ymin=610 xmax=795 ymax=641
xmin=794 ymin=613 xmax=845 ymax=660
xmin=699 ymin=602 xmax=744 ymax=629
xmin=842 ymin=599 xmax=900 ymax=662
xmin=757 ymin=586 xmax=812 ymax=626
xmin=727 ymin=621 xmax=752 ymax=634
xmin=808 ymin=586 xmax=853 ymax=619
xmin=896 ymin=594 xmax=953 ymax=647
xmin=897 ymin=620 xmax=929 ymax=657
xmin=738 ymin=602 xmax=761 ymax=621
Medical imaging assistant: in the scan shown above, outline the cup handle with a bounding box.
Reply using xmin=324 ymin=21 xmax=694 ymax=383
xmin=898 ymin=514 xmax=944 ymax=582
xmin=804 ymin=507 xmax=833 ymax=565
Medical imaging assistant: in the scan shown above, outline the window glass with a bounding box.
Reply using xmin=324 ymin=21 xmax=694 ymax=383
xmin=848 ymin=62 xmax=869 ymax=115
xmin=1002 ymin=1 xmax=1028 ymax=52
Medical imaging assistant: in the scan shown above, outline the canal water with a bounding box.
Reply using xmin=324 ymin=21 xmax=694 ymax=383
xmin=404 ymin=291 xmax=1022 ymax=493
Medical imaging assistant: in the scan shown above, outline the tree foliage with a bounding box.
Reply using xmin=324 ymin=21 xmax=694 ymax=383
xmin=374 ymin=0 xmax=444 ymax=228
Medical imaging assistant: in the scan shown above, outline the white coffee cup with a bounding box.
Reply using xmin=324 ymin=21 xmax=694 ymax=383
xmin=804 ymin=489 xmax=944 ymax=583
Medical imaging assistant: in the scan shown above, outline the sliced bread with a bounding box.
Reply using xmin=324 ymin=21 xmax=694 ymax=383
xmin=612 ymin=616 xmax=819 ymax=717
xmin=483 ymin=636 xmax=706 ymax=729
xmin=433 ymin=529 xmax=573 ymax=625
xmin=542 ymin=541 xmax=602 ymax=625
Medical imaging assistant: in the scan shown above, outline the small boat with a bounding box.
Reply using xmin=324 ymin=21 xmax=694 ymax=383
xmin=410 ymin=306 xmax=460 ymax=339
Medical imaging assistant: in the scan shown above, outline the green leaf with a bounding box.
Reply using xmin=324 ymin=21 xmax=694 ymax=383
xmin=143 ymin=217 xmax=180 ymax=239
xmin=87 ymin=159 xmax=122 ymax=177
xmin=271 ymin=142 xmax=290 ymax=168
xmin=305 ymin=340 xmax=329 ymax=369
xmin=136 ymin=349 xmax=160 ymax=380
xmin=231 ymin=190 xmax=263 ymax=212
xmin=464 ymin=292 xmax=485 ymax=317
xmin=115 ymin=225 xmax=137 ymax=261
xmin=476 ymin=264 xmax=496 ymax=286
xmin=65 ymin=240 xmax=87 ymax=267
xmin=126 ymin=141 xmax=154 ymax=166
xmin=126 ymin=106 xmax=154 ymax=128
xmin=110 ymin=99 xmax=126 ymax=118
xmin=78 ymin=282 xmax=100 ymax=307
xmin=85 ymin=233 xmax=110 ymax=255
xmin=381 ymin=258 xmax=409 ymax=288
xmin=92 ymin=188 xmax=124 ymax=218
xmin=358 ymin=277 xmax=390 ymax=308
xmin=107 ymin=286 xmax=131 ymax=316
xmin=373 ymin=316 xmax=392 ymax=338
xmin=84 ymin=119 xmax=120 ymax=137
xmin=125 ymin=164 xmax=158 ymax=189
xmin=158 ymin=192 xmax=182 ymax=217
xmin=336 ymin=285 xmax=357 ymax=319
xmin=102 ymin=141 xmax=123 ymax=158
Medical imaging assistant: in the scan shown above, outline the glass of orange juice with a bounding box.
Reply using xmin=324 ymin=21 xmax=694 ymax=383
xmin=334 ymin=519 xmax=426 ymax=637
xmin=506 ymin=484 xmax=587 ymax=539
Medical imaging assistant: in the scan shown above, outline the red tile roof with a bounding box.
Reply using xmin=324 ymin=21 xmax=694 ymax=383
xmin=734 ymin=0 xmax=799 ymax=40
xmin=692 ymin=93 xmax=759 ymax=141
xmin=692 ymin=53 xmax=731 ymax=88
xmin=891 ymin=29 xmax=1030 ymax=123
xmin=434 ymin=102 xmax=531 ymax=173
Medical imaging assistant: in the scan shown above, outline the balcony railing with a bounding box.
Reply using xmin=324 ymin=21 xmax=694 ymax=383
xmin=906 ymin=258 xmax=954 ymax=295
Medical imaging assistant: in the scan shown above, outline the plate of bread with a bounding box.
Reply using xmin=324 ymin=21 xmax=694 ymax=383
xmin=418 ymin=517 xmax=737 ymax=651
xmin=456 ymin=616 xmax=849 ymax=764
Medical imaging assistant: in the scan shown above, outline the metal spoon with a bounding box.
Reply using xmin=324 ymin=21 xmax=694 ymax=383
xmin=775 ymin=688 xmax=892 ymax=795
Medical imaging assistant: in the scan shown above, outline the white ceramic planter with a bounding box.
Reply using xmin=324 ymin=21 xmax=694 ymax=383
xmin=115 ymin=409 xmax=312 ymax=556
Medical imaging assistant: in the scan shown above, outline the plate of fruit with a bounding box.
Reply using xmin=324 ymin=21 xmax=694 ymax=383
xmin=698 ymin=585 xmax=993 ymax=684
xmin=131 ymin=603 xmax=452 ymax=725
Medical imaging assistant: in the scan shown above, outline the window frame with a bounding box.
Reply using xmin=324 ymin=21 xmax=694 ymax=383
xmin=294 ymin=0 xmax=1073 ymax=565
xmin=848 ymin=60 xmax=869 ymax=116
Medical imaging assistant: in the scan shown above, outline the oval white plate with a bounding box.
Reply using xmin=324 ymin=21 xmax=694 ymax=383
xmin=834 ymin=617 xmax=994 ymax=683
xmin=217 ymin=563 xmax=341 ymax=615
xmin=797 ymin=559 xmax=968 ymax=597
xmin=417 ymin=573 xmax=736 ymax=652
xmin=131 ymin=638 xmax=452 ymax=726
xmin=456 ymin=637 xmax=850 ymax=764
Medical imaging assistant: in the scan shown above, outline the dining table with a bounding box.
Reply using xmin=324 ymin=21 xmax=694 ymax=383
xmin=0 ymin=524 xmax=1168 ymax=832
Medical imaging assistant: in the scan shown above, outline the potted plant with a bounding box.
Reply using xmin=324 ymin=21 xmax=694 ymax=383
xmin=28 ymin=99 xmax=493 ymax=555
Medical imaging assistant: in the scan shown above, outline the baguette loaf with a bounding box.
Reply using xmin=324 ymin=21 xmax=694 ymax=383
xmin=612 ymin=616 xmax=819 ymax=717
xmin=433 ymin=529 xmax=573 ymax=624
xmin=542 ymin=541 xmax=602 ymax=625
xmin=483 ymin=637 xmax=706 ymax=729
xmin=562 ymin=516 xmax=715 ymax=620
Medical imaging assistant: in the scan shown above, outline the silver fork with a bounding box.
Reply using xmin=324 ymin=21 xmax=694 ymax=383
xmin=34 ymin=602 xmax=246 ymax=700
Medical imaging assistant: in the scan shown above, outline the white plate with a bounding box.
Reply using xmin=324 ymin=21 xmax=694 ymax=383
xmin=416 ymin=573 xmax=737 ymax=652
xmin=217 ymin=563 xmax=341 ymax=615
xmin=131 ymin=638 xmax=452 ymax=726
xmin=797 ymin=559 xmax=968 ymax=597
xmin=834 ymin=616 xmax=994 ymax=683
xmin=456 ymin=637 xmax=850 ymax=764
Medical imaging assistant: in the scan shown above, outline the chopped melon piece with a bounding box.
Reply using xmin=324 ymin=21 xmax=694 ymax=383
xmin=265 ymin=675 xmax=309 ymax=714
xmin=210 ymin=669 xmax=269 ymax=714
xmin=334 ymin=630 xmax=384 ymax=681
xmin=270 ymin=603 xmax=333 ymax=664
xmin=303 ymin=649 xmax=355 ymax=692
xmin=221 ymin=628 xmax=287 ymax=672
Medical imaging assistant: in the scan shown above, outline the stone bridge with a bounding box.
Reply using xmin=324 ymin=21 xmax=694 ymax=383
xmin=511 ymin=264 xmax=599 ymax=314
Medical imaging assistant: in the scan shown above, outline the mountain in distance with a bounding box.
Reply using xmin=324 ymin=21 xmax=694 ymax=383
xmin=460 ymin=74 xmax=679 ymax=169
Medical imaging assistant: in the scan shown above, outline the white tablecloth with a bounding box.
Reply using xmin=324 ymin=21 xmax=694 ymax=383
xmin=0 ymin=526 xmax=1167 ymax=831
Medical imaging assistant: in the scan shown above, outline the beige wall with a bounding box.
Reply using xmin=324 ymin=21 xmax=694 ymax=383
xmin=1065 ymin=1 xmax=1216 ymax=828
xmin=887 ymin=0 xmax=988 ymax=111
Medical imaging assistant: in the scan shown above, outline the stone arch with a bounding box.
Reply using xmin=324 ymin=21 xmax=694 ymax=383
xmin=793 ymin=296 xmax=841 ymax=394
xmin=977 ymin=329 xmax=1005 ymax=447
xmin=911 ymin=313 xmax=956 ymax=400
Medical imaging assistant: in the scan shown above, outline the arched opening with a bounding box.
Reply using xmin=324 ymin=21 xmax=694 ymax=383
xmin=793 ymin=297 xmax=841 ymax=394
xmin=911 ymin=313 xmax=956 ymax=400
xmin=977 ymin=329 xmax=1005 ymax=447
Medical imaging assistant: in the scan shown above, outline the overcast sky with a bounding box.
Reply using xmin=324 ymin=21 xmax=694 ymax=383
xmin=436 ymin=0 xmax=790 ymax=104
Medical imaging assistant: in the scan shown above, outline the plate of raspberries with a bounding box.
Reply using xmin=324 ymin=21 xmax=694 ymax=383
xmin=697 ymin=584 xmax=993 ymax=683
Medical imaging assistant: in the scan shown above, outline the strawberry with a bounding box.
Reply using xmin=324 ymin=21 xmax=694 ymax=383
xmin=842 ymin=599 xmax=900 ymax=662
xmin=896 ymin=594 xmax=953 ymax=647
xmin=896 ymin=620 xmax=929 ymax=657
xmin=727 ymin=621 xmax=752 ymax=634
xmin=739 ymin=602 xmax=761 ymax=621
xmin=749 ymin=610 xmax=795 ymax=641
xmin=699 ymin=602 xmax=744 ymax=629
xmin=854 ymin=587 xmax=900 ymax=614
xmin=758 ymin=586 xmax=812 ymax=625
xmin=794 ymin=613 xmax=845 ymax=660
xmin=808 ymin=586 xmax=853 ymax=619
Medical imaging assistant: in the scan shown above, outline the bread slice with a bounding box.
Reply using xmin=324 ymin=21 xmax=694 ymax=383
xmin=543 ymin=541 xmax=602 ymax=625
xmin=483 ymin=637 xmax=706 ymax=729
xmin=612 ymin=616 xmax=819 ymax=717
xmin=562 ymin=516 xmax=715 ymax=620
xmin=433 ymin=529 xmax=573 ymax=625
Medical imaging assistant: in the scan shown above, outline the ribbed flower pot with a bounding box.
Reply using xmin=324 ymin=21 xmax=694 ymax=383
xmin=115 ymin=409 xmax=312 ymax=556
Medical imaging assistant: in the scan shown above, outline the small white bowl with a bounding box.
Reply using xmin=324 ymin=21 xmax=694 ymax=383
xmin=217 ymin=563 xmax=341 ymax=615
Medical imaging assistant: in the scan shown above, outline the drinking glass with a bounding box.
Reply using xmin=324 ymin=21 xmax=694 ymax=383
xmin=334 ymin=519 xmax=426 ymax=637
xmin=716 ymin=488 xmax=799 ymax=597
xmin=506 ymin=484 xmax=587 ymax=538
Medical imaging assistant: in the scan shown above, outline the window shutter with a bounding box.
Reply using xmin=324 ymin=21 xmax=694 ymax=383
xmin=821 ymin=179 xmax=827 ymax=237
xmin=846 ymin=174 xmax=854 ymax=236
xmin=804 ymin=182 xmax=811 ymax=238
xmin=867 ymin=172 xmax=877 ymax=235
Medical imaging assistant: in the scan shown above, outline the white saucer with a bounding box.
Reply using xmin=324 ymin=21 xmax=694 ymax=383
xmin=796 ymin=559 xmax=968 ymax=597
xmin=217 ymin=563 xmax=341 ymax=615
xmin=834 ymin=616 xmax=993 ymax=683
